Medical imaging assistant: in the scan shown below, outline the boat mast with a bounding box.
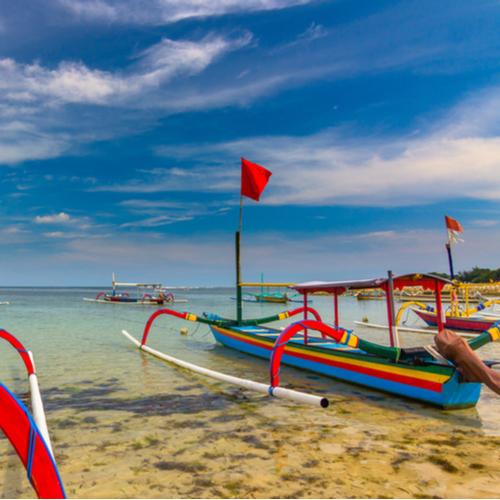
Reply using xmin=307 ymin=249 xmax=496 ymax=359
xmin=236 ymin=195 xmax=243 ymax=324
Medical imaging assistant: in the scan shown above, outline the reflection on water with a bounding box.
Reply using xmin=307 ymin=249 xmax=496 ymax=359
xmin=0 ymin=288 xmax=499 ymax=498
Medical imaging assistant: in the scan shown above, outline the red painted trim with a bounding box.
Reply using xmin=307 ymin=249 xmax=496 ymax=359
xmin=0 ymin=329 xmax=35 ymax=376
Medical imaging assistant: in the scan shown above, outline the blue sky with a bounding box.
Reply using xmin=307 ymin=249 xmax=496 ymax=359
xmin=1 ymin=0 xmax=500 ymax=285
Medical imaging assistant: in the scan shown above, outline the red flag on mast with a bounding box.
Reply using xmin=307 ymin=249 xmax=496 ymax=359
xmin=445 ymin=215 xmax=464 ymax=244
xmin=241 ymin=157 xmax=272 ymax=201
xmin=445 ymin=216 xmax=463 ymax=233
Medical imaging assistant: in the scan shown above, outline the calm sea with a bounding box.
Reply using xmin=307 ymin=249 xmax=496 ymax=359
xmin=0 ymin=287 xmax=499 ymax=498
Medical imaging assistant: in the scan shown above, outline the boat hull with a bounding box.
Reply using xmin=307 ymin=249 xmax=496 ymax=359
xmin=209 ymin=324 xmax=481 ymax=409
xmin=413 ymin=309 xmax=494 ymax=332
xmin=254 ymin=295 xmax=289 ymax=303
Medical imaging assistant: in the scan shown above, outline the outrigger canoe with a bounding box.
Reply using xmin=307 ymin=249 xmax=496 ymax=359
xmin=123 ymin=273 xmax=500 ymax=409
xmin=84 ymin=272 xmax=187 ymax=305
xmin=412 ymin=307 xmax=498 ymax=333
xmin=0 ymin=329 xmax=65 ymax=498
xmin=121 ymin=165 xmax=499 ymax=409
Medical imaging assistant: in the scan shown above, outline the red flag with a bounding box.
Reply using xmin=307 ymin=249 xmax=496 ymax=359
xmin=445 ymin=216 xmax=464 ymax=233
xmin=241 ymin=157 xmax=272 ymax=201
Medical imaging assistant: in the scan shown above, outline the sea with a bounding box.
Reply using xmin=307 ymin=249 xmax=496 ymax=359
xmin=0 ymin=287 xmax=498 ymax=498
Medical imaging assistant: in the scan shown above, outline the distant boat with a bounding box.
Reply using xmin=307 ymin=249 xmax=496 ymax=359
xmin=84 ymin=273 xmax=187 ymax=305
xmin=240 ymin=273 xmax=303 ymax=304
xmin=356 ymin=290 xmax=385 ymax=301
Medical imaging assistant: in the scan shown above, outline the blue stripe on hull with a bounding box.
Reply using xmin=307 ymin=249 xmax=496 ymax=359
xmin=210 ymin=327 xmax=481 ymax=409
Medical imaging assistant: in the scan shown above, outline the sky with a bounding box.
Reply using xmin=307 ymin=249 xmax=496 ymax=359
xmin=1 ymin=0 xmax=500 ymax=286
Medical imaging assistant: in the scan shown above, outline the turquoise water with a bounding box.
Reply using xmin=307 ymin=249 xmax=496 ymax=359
xmin=0 ymin=288 xmax=499 ymax=498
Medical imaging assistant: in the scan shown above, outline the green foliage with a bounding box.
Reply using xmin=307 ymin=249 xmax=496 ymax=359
xmin=430 ymin=267 xmax=500 ymax=283
xmin=457 ymin=267 xmax=500 ymax=283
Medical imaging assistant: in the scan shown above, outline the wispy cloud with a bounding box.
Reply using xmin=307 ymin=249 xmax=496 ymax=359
xmin=56 ymin=0 xmax=314 ymax=25
xmin=0 ymin=32 xmax=251 ymax=165
xmin=0 ymin=33 xmax=250 ymax=107
xmin=92 ymin=166 xmax=238 ymax=193
xmin=149 ymin=84 xmax=500 ymax=206
xmin=120 ymin=214 xmax=194 ymax=228
xmin=34 ymin=212 xmax=71 ymax=224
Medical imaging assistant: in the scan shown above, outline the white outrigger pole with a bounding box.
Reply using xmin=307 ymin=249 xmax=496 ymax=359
xmin=122 ymin=330 xmax=329 ymax=408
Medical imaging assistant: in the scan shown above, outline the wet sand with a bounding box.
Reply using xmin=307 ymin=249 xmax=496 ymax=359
xmin=1 ymin=369 xmax=499 ymax=499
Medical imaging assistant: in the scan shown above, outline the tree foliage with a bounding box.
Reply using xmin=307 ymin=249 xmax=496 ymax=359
xmin=431 ymin=267 xmax=500 ymax=283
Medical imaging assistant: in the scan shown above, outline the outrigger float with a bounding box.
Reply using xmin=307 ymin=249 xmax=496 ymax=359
xmin=84 ymin=273 xmax=187 ymax=306
xmin=122 ymin=160 xmax=500 ymax=409
xmin=0 ymin=329 xmax=65 ymax=498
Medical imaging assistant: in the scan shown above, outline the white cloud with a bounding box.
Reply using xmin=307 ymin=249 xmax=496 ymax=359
xmin=92 ymin=166 xmax=238 ymax=193
xmin=120 ymin=214 xmax=194 ymax=228
xmin=57 ymin=0 xmax=313 ymax=25
xmin=0 ymin=32 xmax=251 ymax=165
xmin=34 ymin=212 xmax=71 ymax=224
xmin=146 ymin=85 xmax=500 ymax=207
xmin=0 ymin=34 xmax=250 ymax=107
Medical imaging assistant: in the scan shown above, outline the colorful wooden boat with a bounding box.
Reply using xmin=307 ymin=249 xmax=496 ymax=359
xmin=127 ymin=273 xmax=500 ymax=409
xmin=0 ymin=329 xmax=65 ymax=498
xmin=356 ymin=291 xmax=385 ymax=301
xmin=412 ymin=308 xmax=497 ymax=332
xmin=84 ymin=273 xmax=186 ymax=305
xmin=253 ymin=292 xmax=289 ymax=303
xmin=122 ymin=166 xmax=499 ymax=410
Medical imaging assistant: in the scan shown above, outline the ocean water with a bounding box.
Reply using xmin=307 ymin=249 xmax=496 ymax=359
xmin=0 ymin=287 xmax=499 ymax=498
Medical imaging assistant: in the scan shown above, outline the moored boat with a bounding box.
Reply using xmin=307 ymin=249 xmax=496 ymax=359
xmin=84 ymin=273 xmax=187 ymax=305
xmin=122 ymin=159 xmax=500 ymax=409
xmin=412 ymin=307 xmax=498 ymax=332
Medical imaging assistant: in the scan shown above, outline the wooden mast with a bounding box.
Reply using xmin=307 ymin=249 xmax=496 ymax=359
xmin=236 ymin=195 xmax=243 ymax=324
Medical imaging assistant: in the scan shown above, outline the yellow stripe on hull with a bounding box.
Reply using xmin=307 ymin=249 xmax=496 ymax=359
xmin=214 ymin=326 xmax=450 ymax=385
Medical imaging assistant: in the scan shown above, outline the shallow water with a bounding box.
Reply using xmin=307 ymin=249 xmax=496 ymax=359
xmin=0 ymin=288 xmax=499 ymax=498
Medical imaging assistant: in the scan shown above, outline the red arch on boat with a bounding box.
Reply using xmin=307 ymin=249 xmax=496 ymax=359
xmin=141 ymin=309 xmax=189 ymax=345
xmin=0 ymin=384 xmax=65 ymax=498
xmin=95 ymin=292 xmax=106 ymax=300
xmin=140 ymin=306 xmax=323 ymax=346
xmin=269 ymin=320 xmax=354 ymax=387
xmin=0 ymin=329 xmax=34 ymax=376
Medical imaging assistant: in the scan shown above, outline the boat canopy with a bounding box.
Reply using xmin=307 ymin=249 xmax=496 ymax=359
xmin=113 ymin=282 xmax=162 ymax=288
xmin=292 ymin=273 xmax=453 ymax=295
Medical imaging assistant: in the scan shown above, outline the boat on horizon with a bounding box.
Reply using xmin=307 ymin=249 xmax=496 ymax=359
xmin=84 ymin=273 xmax=187 ymax=305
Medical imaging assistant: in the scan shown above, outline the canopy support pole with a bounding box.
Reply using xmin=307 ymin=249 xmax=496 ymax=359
xmin=435 ymin=281 xmax=445 ymax=331
xmin=303 ymin=293 xmax=308 ymax=345
xmin=333 ymin=292 xmax=339 ymax=329
xmin=385 ymin=271 xmax=397 ymax=347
